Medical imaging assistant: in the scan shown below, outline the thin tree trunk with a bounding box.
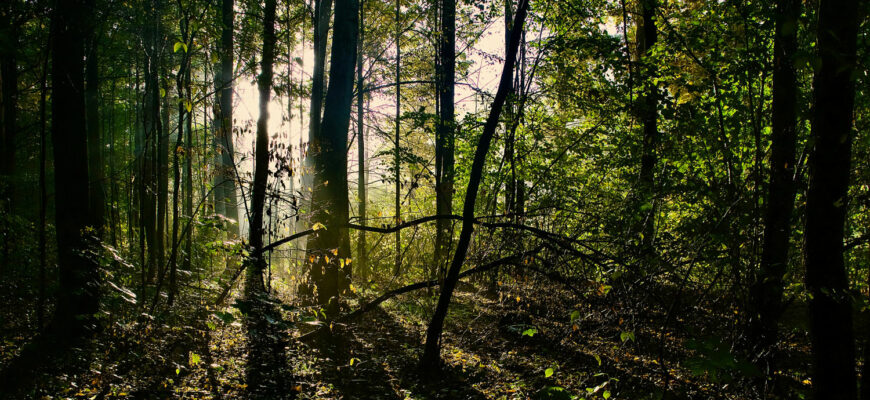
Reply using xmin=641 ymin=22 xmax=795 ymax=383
xmin=50 ymin=0 xmax=101 ymax=338
xmin=246 ymin=0 xmax=278 ymax=297
xmin=307 ymin=0 xmax=358 ymax=308
xmin=393 ymin=0 xmax=402 ymax=277
xmin=420 ymin=0 xmax=528 ymax=372
xmin=748 ymin=0 xmax=800 ymax=374
xmin=215 ymin=0 xmax=239 ymax=235
xmin=636 ymin=0 xmax=657 ymax=251
xmin=0 ymin=19 xmax=18 ymax=213
xmin=86 ymin=33 xmax=105 ymax=233
xmin=434 ymin=0 xmax=455 ymax=282
xmin=356 ymin=0 xmax=367 ymax=280
xmin=804 ymin=0 xmax=860 ymax=398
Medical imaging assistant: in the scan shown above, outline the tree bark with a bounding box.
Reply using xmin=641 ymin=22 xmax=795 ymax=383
xmin=214 ymin=0 xmax=239 ymax=236
xmin=393 ymin=0 xmax=402 ymax=277
xmin=307 ymin=0 xmax=358 ymax=307
xmin=748 ymin=0 xmax=800 ymax=370
xmin=86 ymin=31 xmax=105 ymax=233
xmin=434 ymin=0 xmax=456 ymax=283
xmin=804 ymin=0 xmax=860 ymax=398
xmin=356 ymin=0 xmax=367 ymax=280
xmin=636 ymin=0 xmax=657 ymax=251
xmin=420 ymin=0 xmax=528 ymax=372
xmin=246 ymin=0 xmax=278 ymax=297
xmin=0 ymin=17 xmax=18 ymax=212
xmin=50 ymin=0 xmax=101 ymax=338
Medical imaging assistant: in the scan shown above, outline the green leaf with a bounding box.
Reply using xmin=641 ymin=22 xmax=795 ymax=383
xmin=184 ymin=100 xmax=192 ymax=112
xmin=594 ymin=354 xmax=602 ymax=366
xmin=620 ymin=331 xmax=635 ymax=343
xmin=545 ymin=367 xmax=554 ymax=378
xmin=522 ymin=328 xmax=537 ymax=337
xmin=159 ymin=88 xmax=166 ymax=98
xmin=173 ymin=41 xmax=188 ymax=53
xmin=603 ymin=390 xmax=611 ymax=399
xmin=189 ymin=351 xmax=201 ymax=366
xmin=570 ymin=310 xmax=580 ymax=323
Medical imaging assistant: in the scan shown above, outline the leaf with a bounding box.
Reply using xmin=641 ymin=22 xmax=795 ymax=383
xmin=545 ymin=367 xmax=554 ymax=378
xmin=184 ymin=100 xmax=192 ymax=112
xmin=159 ymin=88 xmax=166 ymax=98
xmin=594 ymin=354 xmax=602 ymax=366
xmin=312 ymin=222 xmax=326 ymax=231
xmin=603 ymin=390 xmax=611 ymax=399
xmin=570 ymin=310 xmax=580 ymax=323
xmin=174 ymin=41 xmax=184 ymax=53
xmin=620 ymin=331 xmax=635 ymax=342
xmin=189 ymin=351 xmax=201 ymax=366
xmin=522 ymin=328 xmax=537 ymax=337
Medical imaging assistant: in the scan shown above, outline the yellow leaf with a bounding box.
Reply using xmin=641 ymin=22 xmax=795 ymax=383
xmin=331 ymin=248 xmax=338 ymax=256
xmin=312 ymin=222 xmax=326 ymax=231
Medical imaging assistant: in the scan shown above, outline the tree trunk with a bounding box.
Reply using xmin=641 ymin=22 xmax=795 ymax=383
xmin=636 ymin=0 xmax=657 ymax=251
xmin=214 ymin=0 xmax=239 ymax=236
xmin=50 ymin=0 xmax=101 ymax=338
xmin=356 ymin=0 xmax=367 ymax=280
xmin=0 ymin=19 xmax=18 ymax=212
xmin=246 ymin=0 xmax=278 ymax=297
xmin=748 ymin=0 xmax=800 ymax=371
xmin=307 ymin=0 xmax=358 ymax=307
xmin=86 ymin=33 xmax=105 ymax=233
xmin=420 ymin=0 xmax=528 ymax=372
xmin=434 ymin=0 xmax=456 ymax=283
xmin=393 ymin=0 xmax=402 ymax=277
xmin=142 ymin=0 xmax=163 ymax=285
xmin=304 ymin=0 xmax=334 ymax=206
xmin=804 ymin=0 xmax=860 ymax=398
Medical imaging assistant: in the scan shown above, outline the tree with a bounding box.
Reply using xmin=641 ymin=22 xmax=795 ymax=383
xmin=356 ymin=0 xmax=367 ymax=279
xmin=214 ymin=0 xmax=239 ymax=236
xmin=420 ymin=0 xmax=529 ymax=372
xmin=636 ymin=0 xmax=658 ymax=252
xmin=50 ymin=0 xmax=101 ymax=339
xmin=434 ymin=0 xmax=455 ymax=282
xmin=803 ymin=0 xmax=861 ymax=397
xmin=86 ymin=18 xmax=106 ymax=232
xmin=747 ymin=0 xmax=800 ymax=373
xmin=307 ymin=0 xmax=358 ymax=308
xmin=247 ymin=0 xmax=278 ymax=296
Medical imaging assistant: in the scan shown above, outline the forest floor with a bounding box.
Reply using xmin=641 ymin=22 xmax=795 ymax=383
xmin=0 ymin=275 xmax=818 ymax=399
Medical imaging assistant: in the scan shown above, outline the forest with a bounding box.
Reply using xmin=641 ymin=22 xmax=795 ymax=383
xmin=0 ymin=0 xmax=868 ymax=398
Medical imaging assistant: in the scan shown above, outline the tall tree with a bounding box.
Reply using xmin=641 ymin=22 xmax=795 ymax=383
xmin=0 ymin=4 xmax=19 ymax=210
xmin=214 ymin=0 xmax=239 ymax=236
xmin=747 ymin=0 xmax=800 ymax=372
xmin=50 ymin=0 xmax=101 ymax=338
xmin=434 ymin=0 xmax=455 ymax=282
xmin=307 ymin=0 xmax=358 ymax=307
xmin=803 ymin=0 xmax=860 ymax=398
xmin=420 ymin=0 xmax=528 ymax=372
xmin=636 ymin=0 xmax=658 ymax=251
xmin=393 ymin=0 xmax=402 ymax=276
xmin=86 ymin=22 xmax=105 ymax=232
xmin=303 ymin=0 xmax=334 ymax=200
xmin=356 ymin=0 xmax=367 ymax=279
xmin=246 ymin=0 xmax=278 ymax=296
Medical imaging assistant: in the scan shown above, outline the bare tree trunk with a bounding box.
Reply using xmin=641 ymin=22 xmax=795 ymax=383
xmin=307 ymin=0 xmax=358 ymax=308
xmin=356 ymin=0 xmax=367 ymax=280
xmin=420 ymin=0 xmax=528 ymax=372
xmin=804 ymin=0 xmax=860 ymax=398
xmin=636 ymin=0 xmax=657 ymax=251
xmin=434 ymin=0 xmax=456 ymax=283
xmin=747 ymin=0 xmax=800 ymax=374
xmin=86 ymin=32 xmax=105 ymax=233
xmin=393 ymin=0 xmax=402 ymax=277
xmin=50 ymin=0 xmax=101 ymax=338
xmin=214 ymin=0 xmax=239 ymax=236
